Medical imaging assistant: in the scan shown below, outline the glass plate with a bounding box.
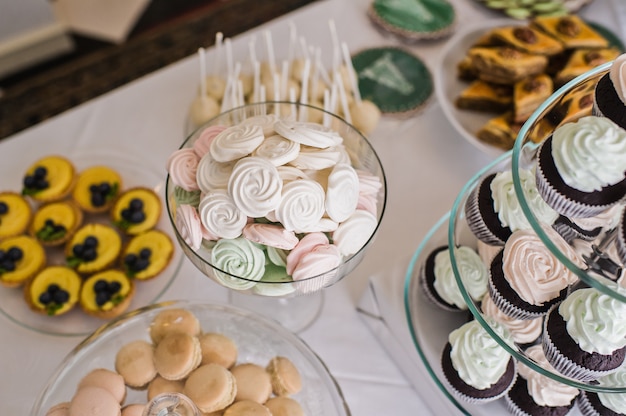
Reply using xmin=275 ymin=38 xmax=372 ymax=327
xmin=0 ymin=149 xmax=183 ymax=337
xmin=31 ymin=300 xmax=350 ymax=416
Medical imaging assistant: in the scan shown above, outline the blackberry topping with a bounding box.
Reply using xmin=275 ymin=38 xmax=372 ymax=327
xmin=93 ymin=279 xmax=123 ymax=306
xmin=0 ymin=246 xmax=23 ymax=273
xmin=22 ymin=165 xmax=50 ymax=195
xmin=39 ymin=283 xmax=70 ymax=315
xmin=124 ymin=247 xmax=152 ymax=275
xmin=89 ymin=182 xmax=116 ymax=207
xmin=68 ymin=235 xmax=99 ymax=267
xmin=36 ymin=219 xmax=67 ymax=242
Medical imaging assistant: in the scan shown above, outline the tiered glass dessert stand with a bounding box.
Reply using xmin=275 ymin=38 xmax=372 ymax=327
xmin=405 ymin=62 xmax=626 ymax=415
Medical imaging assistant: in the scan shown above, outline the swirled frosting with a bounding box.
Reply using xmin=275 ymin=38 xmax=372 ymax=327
xmin=276 ymin=166 xmax=308 ymax=182
xmin=609 ymin=53 xmax=626 ymax=105
xmin=274 ymin=179 xmax=325 ymax=233
xmin=198 ymin=191 xmax=247 ymax=239
xmin=518 ymin=345 xmax=579 ymax=407
xmin=210 ymin=237 xmax=265 ymax=290
xmin=289 ymin=145 xmax=343 ymax=170
xmin=325 ymin=163 xmax=359 ymax=223
xmin=559 ymin=286 xmax=626 ymax=354
xmin=253 ymin=134 xmax=300 ymax=166
xmin=274 ymin=119 xmax=342 ymax=148
xmin=193 ymin=125 xmax=228 ymax=158
xmin=432 ymin=246 xmax=487 ymax=309
xmin=551 ymin=116 xmax=626 ymax=192
xmin=502 ymin=227 xmax=581 ymax=305
xmin=210 ymin=124 xmax=265 ymax=162
xmin=481 ymin=293 xmax=542 ymax=345
xmin=167 ymin=148 xmax=200 ymax=192
xmin=448 ymin=319 xmax=513 ymax=390
xmin=491 ymin=169 xmax=558 ymax=231
xmin=597 ymin=367 xmax=626 ymax=413
xmin=228 ymin=157 xmax=282 ymax=218
xmin=175 ymin=204 xmax=204 ymax=251
xmin=196 ymin=153 xmax=235 ymax=193
xmin=332 ymin=210 xmax=378 ymax=257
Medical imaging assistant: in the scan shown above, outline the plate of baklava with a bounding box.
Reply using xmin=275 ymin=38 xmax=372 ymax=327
xmin=435 ymin=15 xmax=623 ymax=157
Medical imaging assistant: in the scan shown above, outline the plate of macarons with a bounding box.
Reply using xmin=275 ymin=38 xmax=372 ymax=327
xmin=32 ymin=301 xmax=350 ymax=416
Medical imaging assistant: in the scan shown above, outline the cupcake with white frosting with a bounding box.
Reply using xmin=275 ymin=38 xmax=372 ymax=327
xmin=543 ymin=285 xmax=626 ymax=382
xmin=535 ymin=116 xmax=626 ymax=219
xmin=441 ymin=319 xmax=517 ymax=404
xmin=593 ymin=53 xmax=626 ymax=129
xmin=578 ymin=367 xmax=626 ymax=416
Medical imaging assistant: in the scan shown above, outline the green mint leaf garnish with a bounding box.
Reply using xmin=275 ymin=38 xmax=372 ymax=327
xmin=66 ymin=256 xmax=83 ymax=268
xmin=106 ymin=182 xmax=120 ymax=202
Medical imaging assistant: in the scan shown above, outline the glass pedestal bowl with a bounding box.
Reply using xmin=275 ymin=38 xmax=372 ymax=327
xmin=167 ymin=102 xmax=387 ymax=331
xmin=31 ymin=300 xmax=351 ymax=416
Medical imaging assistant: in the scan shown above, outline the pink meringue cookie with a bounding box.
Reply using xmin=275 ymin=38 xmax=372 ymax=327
xmin=175 ymin=204 xmax=205 ymax=250
xmin=292 ymin=243 xmax=341 ymax=281
xmin=242 ymin=223 xmax=299 ymax=250
xmin=193 ymin=125 xmax=228 ymax=158
xmin=357 ymin=192 xmax=378 ymax=216
xmin=167 ymin=148 xmax=200 ymax=192
xmin=286 ymin=232 xmax=329 ymax=275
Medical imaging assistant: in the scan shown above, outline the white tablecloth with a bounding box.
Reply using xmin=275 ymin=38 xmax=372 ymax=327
xmin=1 ymin=0 xmax=624 ymax=414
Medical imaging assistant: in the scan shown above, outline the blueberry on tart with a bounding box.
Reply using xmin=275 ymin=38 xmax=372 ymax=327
xmin=25 ymin=266 xmax=81 ymax=316
xmin=111 ymin=187 xmax=161 ymax=235
xmin=79 ymin=269 xmax=135 ymax=319
xmin=65 ymin=223 xmax=122 ymax=275
xmin=0 ymin=235 xmax=46 ymax=288
xmin=72 ymin=165 xmax=123 ymax=213
xmin=30 ymin=200 xmax=83 ymax=247
xmin=121 ymin=230 xmax=174 ymax=280
xmin=22 ymin=155 xmax=76 ymax=202
xmin=0 ymin=192 xmax=32 ymax=240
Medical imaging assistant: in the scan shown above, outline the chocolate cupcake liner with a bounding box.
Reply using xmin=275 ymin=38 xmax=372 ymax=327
xmin=615 ymin=208 xmax=626 ymax=267
xmin=464 ymin=180 xmax=507 ymax=246
xmin=418 ymin=264 xmax=464 ymax=313
xmin=576 ymin=391 xmax=604 ymax=416
xmin=504 ymin=394 xmax=532 ymax=416
xmin=542 ymin=305 xmax=618 ymax=383
xmin=552 ymin=216 xmax=602 ymax=244
xmin=488 ymin=274 xmax=547 ymax=321
xmin=536 ymin=158 xmax=611 ymax=219
xmin=441 ymin=357 xmax=516 ymax=405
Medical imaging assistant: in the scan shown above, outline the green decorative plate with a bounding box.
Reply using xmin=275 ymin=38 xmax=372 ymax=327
xmin=473 ymin=0 xmax=594 ymax=20
xmin=368 ymin=0 xmax=456 ymax=40
xmin=352 ymin=47 xmax=433 ymax=115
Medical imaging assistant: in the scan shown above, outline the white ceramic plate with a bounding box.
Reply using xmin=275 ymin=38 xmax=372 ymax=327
xmin=0 ymin=149 xmax=184 ymax=337
xmin=434 ymin=18 xmax=523 ymax=158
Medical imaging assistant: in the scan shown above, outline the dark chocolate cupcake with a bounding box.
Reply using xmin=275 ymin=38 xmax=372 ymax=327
xmin=615 ymin=206 xmax=626 ymax=267
xmin=593 ymin=54 xmax=626 ymax=130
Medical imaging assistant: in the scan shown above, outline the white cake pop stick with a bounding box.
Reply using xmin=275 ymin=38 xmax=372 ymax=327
xmin=225 ymin=38 xmax=234 ymax=76
xmin=330 ymin=82 xmax=338 ymax=115
xmin=323 ymin=88 xmax=331 ymax=127
xmin=221 ymin=74 xmax=233 ymax=113
xmin=273 ymin=72 xmax=281 ymax=102
xmin=341 ymin=42 xmax=361 ymax=104
xmin=299 ymin=36 xmax=310 ymax=61
xmin=237 ymin=79 xmax=245 ymax=108
xmin=252 ymin=61 xmax=261 ymax=103
xmin=231 ymin=62 xmax=241 ymax=108
xmin=328 ymin=19 xmax=341 ymax=72
xmin=299 ymin=58 xmax=311 ymax=105
xmin=198 ymin=48 xmax=208 ymax=101
xmin=334 ymin=71 xmax=352 ymax=123
xmin=248 ymin=35 xmax=257 ymax=67
xmin=213 ymin=32 xmax=223 ymax=75
xmin=281 ymin=60 xmax=289 ymax=101
xmin=260 ymin=85 xmax=267 ymax=116
xmin=288 ymin=21 xmax=297 ymax=63
xmin=289 ymin=87 xmax=297 ymax=119
xmin=264 ymin=30 xmax=277 ymax=76
xmin=311 ymin=47 xmax=321 ymax=102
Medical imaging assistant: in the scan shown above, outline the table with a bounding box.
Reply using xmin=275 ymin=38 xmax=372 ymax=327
xmin=1 ymin=0 xmax=624 ymax=414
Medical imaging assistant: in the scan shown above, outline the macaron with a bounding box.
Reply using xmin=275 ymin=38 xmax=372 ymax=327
xmin=149 ymin=308 xmax=201 ymax=344
xmin=154 ymin=332 xmax=202 ymax=380
xmin=77 ymin=368 xmax=126 ymax=404
xmin=223 ymin=400 xmax=272 ymax=416
xmin=147 ymin=375 xmax=185 ymax=401
xmin=199 ymin=332 xmax=238 ymax=369
xmin=264 ymin=397 xmax=305 ymax=416
xmin=266 ymin=356 xmax=302 ymax=396
xmin=115 ymin=340 xmax=157 ymax=389
xmin=120 ymin=404 xmax=145 ymax=416
xmin=45 ymin=402 xmax=70 ymax=416
xmin=230 ymin=363 xmax=272 ymax=404
xmin=69 ymin=386 xmax=121 ymax=416
xmin=183 ymin=364 xmax=237 ymax=413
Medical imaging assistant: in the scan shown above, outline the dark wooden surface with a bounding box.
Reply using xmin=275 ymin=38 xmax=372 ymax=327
xmin=0 ymin=0 xmax=317 ymax=139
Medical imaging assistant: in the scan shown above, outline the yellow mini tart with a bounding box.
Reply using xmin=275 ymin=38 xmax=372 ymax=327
xmin=65 ymin=223 xmax=122 ymax=275
xmin=72 ymin=165 xmax=123 ymax=213
xmin=25 ymin=266 xmax=81 ymax=316
xmin=0 ymin=192 xmax=32 ymax=240
xmin=111 ymin=187 xmax=161 ymax=235
xmin=22 ymin=155 xmax=76 ymax=202
xmin=80 ymin=269 xmax=135 ymax=319
xmin=0 ymin=235 xmax=46 ymax=288
xmin=121 ymin=230 xmax=174 ymax=280
xmin=29 ymin=200 xmax=83 ymax=247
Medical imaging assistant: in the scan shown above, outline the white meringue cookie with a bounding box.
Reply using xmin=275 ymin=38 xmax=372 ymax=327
xmin=274 ymin=118 xmax=342 ymax=148
xmin=198 ymin=191 xmax=247 ymax=239
xmin=253 ymin=134 xmax=300 ymax=166
xmin=228 ymin=156 xmax=283 ymax=218
xmin=275 ymin=179 xmax=326 ymax=233
xmin=210 ymin=124 xmax=265 ymax=162
xmin=325 ymin=163 xmax=359 ymax=223
xmin=277 ymin=166 xmax=308 ymax=182
xmin=196 ymin=152 xmax=236 ymax=193
xmin=332 ymin=209 xmax=378 ymax=256
xmin=296 ymin=217 xmax=338 ymax=233
xmin=289 ymin=146 xmax=343 ymax=170
xmin=241 ymin=114 xmax=278 ymax=136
